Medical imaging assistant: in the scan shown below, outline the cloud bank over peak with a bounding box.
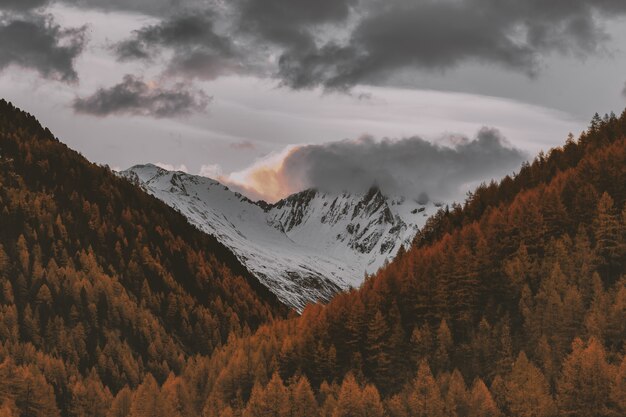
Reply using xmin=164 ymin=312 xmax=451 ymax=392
xmin=221 ymin=127 xmax=527 ymax=203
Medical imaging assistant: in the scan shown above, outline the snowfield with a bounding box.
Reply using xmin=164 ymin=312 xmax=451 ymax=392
xmin=120 ymin=164 xmax=437 ymax=311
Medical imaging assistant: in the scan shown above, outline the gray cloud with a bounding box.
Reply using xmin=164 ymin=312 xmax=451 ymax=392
xmin=0 ymin=14 xmax=86 ymax=82
xmin=105 ymin=0 xmax=626 ymax=91
xmin=285 ymin=128 xmax=526 ymax=200
xmin=115 ymin=12 xmax=248 ymax=80
xmin=622 ymin=81 xmax=626 ymax=98
xmin=278 ymin=0 xmax=626 ymax=89
xmin=73 ymin=74 xmax=210 ymax=118
xmin=279 ymin=2 xmax=539 ymax=90
xmin=116 ymin=13 xmax=232 ymax=60
xmin=0 ymin=0 xmax=50 ymax=12
xmin=60 ymin=0 xmax=192 ymax=16
xmin=230 ymin=128 xmax=527 ymax=202
xmin=237 ymin=0 xmax=355 ymax=50
xmin=110 ymin=0 xmax=356 ymax=81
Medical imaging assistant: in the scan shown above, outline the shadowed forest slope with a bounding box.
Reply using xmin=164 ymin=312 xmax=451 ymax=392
xmin=0 ymin=100 xmax=287 ymax=416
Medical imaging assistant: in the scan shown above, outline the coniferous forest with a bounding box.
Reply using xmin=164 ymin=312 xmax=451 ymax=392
xmin=0 ymin=100 xmax=624 ymax=416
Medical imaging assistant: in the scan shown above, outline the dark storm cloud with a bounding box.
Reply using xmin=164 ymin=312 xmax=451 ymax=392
xmin=111 ymin=0 xmax=357 ymax=81
xmin=116 ymin=13 xmax=232 ymax=60
xmin=278 ymin=0 xmax=626 ymax=89
xmin=0 ymin=14 xmax=86 ymax=82
xmin=235 ymin=128 xmax=527 ymax=202
xmin=105 ymin=0 xmax=626 ymax=90
xmin=0 ymin=0 xmax=50 ymax=12
xmin=73 ymin=74 xmax=210 ymax=118
xmin=61 ymin=0 xmax=193 ymax=16
xmin=115 ymin=12 xmax=247 ymax=80
xmin=237 ymin=0 xmax=355 ymax=49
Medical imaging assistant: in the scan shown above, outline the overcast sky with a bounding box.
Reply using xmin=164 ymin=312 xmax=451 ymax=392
xmin=1 ymin=1 xmax=625 ymax=202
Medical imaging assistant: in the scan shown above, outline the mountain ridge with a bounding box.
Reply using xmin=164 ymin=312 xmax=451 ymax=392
xmin=120 ymin=163 xmax=438 ymax=310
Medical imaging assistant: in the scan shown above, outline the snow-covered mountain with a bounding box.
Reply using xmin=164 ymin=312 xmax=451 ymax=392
xmin=120 ymin=164 xmax=438 ymax=311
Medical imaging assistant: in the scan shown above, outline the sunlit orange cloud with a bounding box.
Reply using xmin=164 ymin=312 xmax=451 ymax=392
xmin=218 ymin=146 xmax=306 ymax=203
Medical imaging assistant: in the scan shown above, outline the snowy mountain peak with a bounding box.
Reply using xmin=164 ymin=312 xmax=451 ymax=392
xmin=119 ymin=165 xmax=438 ymax=311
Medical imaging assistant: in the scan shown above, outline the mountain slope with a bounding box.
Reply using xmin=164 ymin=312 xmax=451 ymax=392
xmin=195 ymin=111 xmax=626 ymax=416
xmin=120 ymin=164 xmax=437 ymax=310
xmin=0 ymin=100 xmax=286 ymax=415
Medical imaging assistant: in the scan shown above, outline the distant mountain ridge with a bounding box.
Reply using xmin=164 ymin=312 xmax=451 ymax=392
xmin=120 ymin=164 xmax=438 ymax=310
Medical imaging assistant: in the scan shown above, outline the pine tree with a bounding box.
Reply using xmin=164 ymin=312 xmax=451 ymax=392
xmin=610 ymin=355 xmax=626 ymax=415
xmin=407 ymin=360 xmax=445 ymax=417
xmin=161 ymin=373 xmax=194 ymax=417
xmin=435 ymin=319 xmax=453 ymax=371
xmin=9 ymin=364 xmax=61 ymax=417
xmin=360 ymin=384 xmax=384 ymax=417
xmin=107 ymin=387 xmax=132 ymax=417
xmin=410 ymin=324 xmax=433 ymax=365
xmin=488 ymin=376 xmax=507 ymax=414
xmin=504 ymin=243 xmax=535 ymax=294
xmin=332 ymin=374 xmax=364 ymax=417
xmin=0 ymin=245 xmax=8 ymax=276
xmin=557 ymin=338 xmax=615 ymax=417
xmin=69 ymin=370 xmax=113 ymax=417
xmin=365 ymin=310 xmax=391 ymax=388
xmin=504 ymin=352 xmax=556 ymax=417
xmin=288 ymin=376 xmax=318 ymax=417
xmin=319 ymin=381 xmax=338 ymax=417
xmin=345 ymin=299 xmax=366 ymax=352
xmin=468 ymin=378 xmax=500 ymax=417
xmin=16 ymin=235 xmax=29 ymax=275
xmin=245 ymin=372 xmax=288 ymax=417
xmin=385 ymin=394 xmax=408 ymax=417
xmin=445 ymin=369 xmax=469 ymax=417
xmin=594 ymin=193 xmax=623 ymax=282
xmin=129 ymin=374 xmax=178 ymax=417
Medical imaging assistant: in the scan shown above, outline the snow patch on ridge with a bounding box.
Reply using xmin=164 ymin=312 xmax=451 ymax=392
xmin=120 ymin=164 xmax=437 ymax=311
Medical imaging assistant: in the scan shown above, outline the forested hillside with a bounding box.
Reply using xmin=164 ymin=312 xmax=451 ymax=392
xmin=0 ymin=100 xmax=287 ymax=416
xmin=192 ymin=111 xmax=626 ymax=417
xmin=0 ymin=100 xmax=624 ymax=417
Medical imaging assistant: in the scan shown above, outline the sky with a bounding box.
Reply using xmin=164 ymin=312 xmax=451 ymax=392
xmin=1 ymin=0 xmax=625 ymax=203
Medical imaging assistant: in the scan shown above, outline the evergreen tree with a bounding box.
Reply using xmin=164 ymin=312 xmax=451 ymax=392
xmin=435 ymin=320 xmax=453 ymax=371
xmin=107 ymin=387 xmax=132 ymax=417
xmin=407 ymin=360 xmax=445 ymax=417
xmin=288 ymin=376 xmax=318 ymax=417
xmin=610 ymin=355 xmax=626 ymax=415
xmin=129 ymin=374 xmax=178 ymax=417
xmin=468 ymin=378 xmax=500 ymax=417
xmin=504 ymin=352 xmax=556 ymax=417
xmin=557 ymin=338 xmax=615 ymax=417
xmin=445 ymin=369 xmax=469 ymax=417
xmin=365 ymin=310 xmax=391 ymax=388
xmin=332 ymin=374 xmax=364 ymax=417
xmin=360 ymin=385 xmax=384 ymax=417
xmin=245 ymin=372 xmax=289 ymax=417
xmin=593 ymin=193 xmax=623 ymax=281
